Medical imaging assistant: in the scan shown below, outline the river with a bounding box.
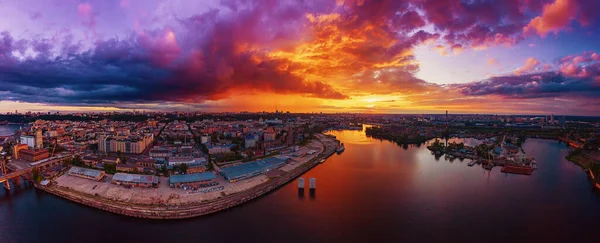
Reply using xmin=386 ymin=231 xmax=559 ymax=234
xmin=1 ymin=128 xmax=600 ymax=242
xmin=0 ymin=125 xmax=20 ymax=136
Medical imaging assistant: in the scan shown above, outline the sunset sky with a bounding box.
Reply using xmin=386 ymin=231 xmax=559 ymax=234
xmin=0 ymin=0 xmax=599 ymax=115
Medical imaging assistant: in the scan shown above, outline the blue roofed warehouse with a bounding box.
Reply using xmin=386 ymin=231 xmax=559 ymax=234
xmin=220 ymin=156 xmax=289 ymax=182
xmin=169 ymin=172 xmax=217 ymax=188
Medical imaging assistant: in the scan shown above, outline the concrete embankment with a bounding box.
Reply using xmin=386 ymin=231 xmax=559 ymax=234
xmin=35 ymin=139 xmax=337 ymax=219
xmin=587 ymin=169 xmax=600 ymax=190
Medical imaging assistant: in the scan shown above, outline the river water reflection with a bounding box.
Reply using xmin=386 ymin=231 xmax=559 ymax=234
xmin=1 ymin=128 xmax=599 ymax=242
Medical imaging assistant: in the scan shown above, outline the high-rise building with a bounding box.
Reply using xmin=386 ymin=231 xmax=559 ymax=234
xmin=35 ymin=129 xmax=43 ymax=149
xmin=98 ymin=136 xmax=109 ymax=152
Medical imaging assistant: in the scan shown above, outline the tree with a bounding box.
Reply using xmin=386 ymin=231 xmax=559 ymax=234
xmin=589 ymin=162 xmax=600 ymax=180
xmin=88 ymin=143 xmax=98 ymax=152
xmin=72 ymin=155 xmax=83 ymax=166
xmin=210 ymin=133 xmax=219 ymax=143
xmin=180 ymin=163 xmax=188 ymax=174
xmin=160 ymin=165 xmax=169 ymax=176
xmin=63 ymin=158 xmax=72 ymax=167
xmin=31 ymin=167 xmax=43 ymax=183
xmin=475 ymin=144 xmax=490 ymax=157
xmin=104 ymin=164 xmax=117 ymax=174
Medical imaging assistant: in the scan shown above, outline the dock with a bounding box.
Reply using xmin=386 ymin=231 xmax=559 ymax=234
xmin=298 ymin=178 xmax=305 ymax=189
xmin=309 ymin=178 xmax=316 ymax=189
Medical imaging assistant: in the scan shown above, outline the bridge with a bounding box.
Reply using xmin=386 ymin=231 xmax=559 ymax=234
xmin=1 ymin=155 xmax=71 ymax=190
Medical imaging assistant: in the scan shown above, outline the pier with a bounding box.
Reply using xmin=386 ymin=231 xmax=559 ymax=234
xmin=309 ymin=178 xmax=316 ymax=189
xmin=1 ymin=155 xmax=69 ymax=190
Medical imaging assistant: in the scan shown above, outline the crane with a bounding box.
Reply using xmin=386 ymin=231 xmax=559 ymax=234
xmin=50 ymin=138 xmax=58 ymax=157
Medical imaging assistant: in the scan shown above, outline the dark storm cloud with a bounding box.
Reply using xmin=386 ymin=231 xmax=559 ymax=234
xmin=0 ymin=0 xmax=348 ymax=106
xmin=456 ymin=72 xmax=600 ymax=98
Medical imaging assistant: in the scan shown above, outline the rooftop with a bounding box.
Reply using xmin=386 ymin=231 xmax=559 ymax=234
xmin=169 ymin=172 xmax=216 ymax=184
xmin=68 ymin=166 xmax=104 ymax=178
xmin=112 ymin=173 xmax=156 ymax=184
xmin=221 ymin=156 xmax=288 ymax=180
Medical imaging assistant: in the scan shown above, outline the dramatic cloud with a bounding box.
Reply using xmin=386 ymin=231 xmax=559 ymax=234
xmin=456 ymin=51 xmax=600 ymax=103
xmin=0 ymin=1 xmax=349 ymax=106
xmin=457 ymin=72 xmax=600 ymax=99
xmin=558 ymin=51 xmax=600 ymax=77
xmin=514 ymin=57 xmax=541 ymax=75
xmin=0 ymin=0 xmax=599 ymax=114
xmin=524 ymin=0 xmax=600 ymax=37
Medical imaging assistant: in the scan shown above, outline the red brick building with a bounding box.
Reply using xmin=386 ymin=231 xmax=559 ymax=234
xmin=19 ymin=149 xmax=50 ymax=162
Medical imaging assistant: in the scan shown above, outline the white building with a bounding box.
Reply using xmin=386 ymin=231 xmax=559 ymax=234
xmin=265 ymin=118 xmax=283 ymax=125
xmin=20 ymin=135 xmax=36 ymax=148
xmin=208 ymin=144 xmax=235 ymax=155
xmin=168 ymin=156 xmax=205 ymax=166
xmin=45 ymin=131 xmax=58 ymax=137
xmin=201 ymin=134 xmax=210 ymax=144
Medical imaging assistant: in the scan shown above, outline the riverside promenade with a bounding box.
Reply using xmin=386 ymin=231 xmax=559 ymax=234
xmin=35 ymin=134 xmax=338 ymax=219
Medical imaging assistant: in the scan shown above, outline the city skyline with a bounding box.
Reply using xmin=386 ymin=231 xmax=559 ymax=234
xmin=1 ymin=0 xmax=600 ymax=115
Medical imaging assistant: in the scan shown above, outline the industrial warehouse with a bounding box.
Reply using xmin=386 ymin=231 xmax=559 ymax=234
xmin=220 ymin=156 xmax=289 ymax=182
xmin=67 ymin=166 xmax=106 ymax=181
xmin=169 ymin=172 xmax=217 ymax=189
xmin=111 ymin=173 xmax=158 ymax=188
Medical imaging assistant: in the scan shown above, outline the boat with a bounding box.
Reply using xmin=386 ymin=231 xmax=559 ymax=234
xmin=501 ymin=164 xmax=533 ymax=175
xmin=336 ymin=143 xmax=345 ymax=153
xmin=467 ymin=160 xmax=477 ymax=167
xmin=318 ymin=159 xmax=325 ymax=163
xmin=484 ymin=163 xmax=494 ymax=170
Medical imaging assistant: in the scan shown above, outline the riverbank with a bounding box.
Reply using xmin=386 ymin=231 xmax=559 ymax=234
xmin=35 ymin=134 xmax=338 ymax=219
xmin=565 ymin=150 xmax=600 ymax=189
xmin=565 ymin=150 xmax=599 ymax=169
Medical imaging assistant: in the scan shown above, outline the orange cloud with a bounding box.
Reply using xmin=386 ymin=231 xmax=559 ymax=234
xmin=487 ymin=58 xmax=499 ymax=66
xmin=451 ymin=44 xmax=463 ymax=55
xmin=267 ymin=12 xmax=431 ymax=96
xmin=434 ymin=45 xmax=448 ymax=56
xmin=560 ymin=63 xmax=579 ymax=75
xmin=558 ymin=51 xmax=600 ymax=77
xmin=514 ymin=57 xmax=540 ymax=75
xmin=523 ymin=0 xmax=579 ymax=37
